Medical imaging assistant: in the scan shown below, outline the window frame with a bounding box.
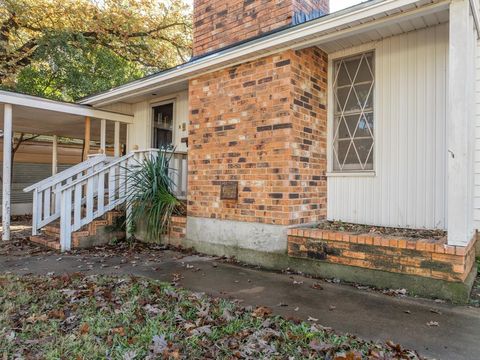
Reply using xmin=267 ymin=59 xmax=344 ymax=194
xmin=151 ymin=99 xmax=176 ymax=150
xmin=327 ymin=46 xmax=377 ymax=177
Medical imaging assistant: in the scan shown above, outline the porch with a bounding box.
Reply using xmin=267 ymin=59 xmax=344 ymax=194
xmin=0 ymin=90 xmax=188 ymax=249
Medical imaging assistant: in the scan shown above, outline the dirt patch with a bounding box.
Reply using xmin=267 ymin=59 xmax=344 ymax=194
xmin=316 ymin=221 xmax=446 ymax=241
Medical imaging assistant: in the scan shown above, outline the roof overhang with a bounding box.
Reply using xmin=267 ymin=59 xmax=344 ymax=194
xmin=80 ymin=0 xmax=451 ymax=107
xmin=0 ymin=91 xmax=132 ymax=140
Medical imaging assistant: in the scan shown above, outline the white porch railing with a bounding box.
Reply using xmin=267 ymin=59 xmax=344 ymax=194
xmin=25 ymin=149 xmax=188 ymax=252
xmin=23 ymin=154 xmax=112 ymax=235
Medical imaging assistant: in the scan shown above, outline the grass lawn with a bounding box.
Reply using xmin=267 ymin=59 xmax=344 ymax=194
xmin=0 ymin=274 xmax=421 ymax=359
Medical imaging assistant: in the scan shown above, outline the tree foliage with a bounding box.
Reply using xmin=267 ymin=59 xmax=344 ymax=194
xmin=0 ymin=0 xmax=192 ymax=100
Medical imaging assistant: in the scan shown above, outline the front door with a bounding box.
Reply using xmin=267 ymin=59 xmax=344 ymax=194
xmin=152 ymin=103 xmax=174 ymax=149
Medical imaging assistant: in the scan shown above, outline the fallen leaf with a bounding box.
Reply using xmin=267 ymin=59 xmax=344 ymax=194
xmin=190 ymin=325 xmax=211 ymax=336
xmin=123 ymin=350 xmax=136 ymax=360
xmin=310 ymin=283 xmax=324 ymax=290
xmin=307 ymin=316 xmax=318 ymax=322
xmin=26 ymin=314 xmax=48 ymax=323
xmin=150 ymin=334 xmax=168 ymax=354
xmin=112 ymin=327 xmax=126 ymax=336
xmin=222 ymin=309 xmax=234 ymax=321
xmin=426 ymin=321 xmax=439 ymax=327
xmin=48 ymin=310 xmax=66 ymax=320
xmin=309 ymin=340 xmax=333 ymax=352
xmin=252 ymin=306 xmax=272 ymax=318
xmin=79 ymin=323 xmax=90 ymax=335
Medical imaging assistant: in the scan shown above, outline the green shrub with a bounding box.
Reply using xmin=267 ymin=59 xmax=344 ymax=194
xmin=124 ymin=151 xmax=185 ymax=241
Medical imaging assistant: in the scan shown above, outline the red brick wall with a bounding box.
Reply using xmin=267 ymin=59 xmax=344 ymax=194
xmin=193 ymin=0 xmax=329 ymax=57
xmin=290 ymin=48 xmax=328 ymax=223
xmin=288 ymin=228 xmax=477 ymax=283
xmin=293 ymin=0 xmax=329 ymax=17
xmin=188 ymin=47 xmax=327 ymax=226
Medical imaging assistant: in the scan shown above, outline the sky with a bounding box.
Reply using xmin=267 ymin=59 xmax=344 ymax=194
xmin=329 ymin=0 xmax=368 ymax=12
xmin=184 ymin=1 xmax=369 ymax=13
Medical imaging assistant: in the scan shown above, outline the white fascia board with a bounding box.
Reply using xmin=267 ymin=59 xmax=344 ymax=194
xmin=81 ymin=0 xmax=448 ymax=107
xmin=0 ymin=91 xmax=133 ymax=123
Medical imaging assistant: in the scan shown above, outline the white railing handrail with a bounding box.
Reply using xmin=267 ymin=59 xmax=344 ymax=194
xmin=55 ymin=149 xmax=187 ymax=194
xmin=23 ymin=154 xmax=107 ymax=193
xmin=54 ymin=152 xmax=138 ymax=194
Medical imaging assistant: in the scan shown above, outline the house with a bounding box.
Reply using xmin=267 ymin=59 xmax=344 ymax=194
xmin=1 ymin=0 xmax=479 ymax=302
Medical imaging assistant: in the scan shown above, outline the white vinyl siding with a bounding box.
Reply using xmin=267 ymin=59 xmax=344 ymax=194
xmin=327 ymin=24 xmax=448 ymax=230
xmin=473 ymin=37 xmax=480 ymax=228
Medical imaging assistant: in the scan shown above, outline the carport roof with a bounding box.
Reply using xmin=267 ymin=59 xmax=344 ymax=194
xmin=0 ymin=90 xmax=132 ymax=140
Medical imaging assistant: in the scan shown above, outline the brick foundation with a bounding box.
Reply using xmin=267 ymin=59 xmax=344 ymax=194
xmin=288 ymin=227 xmax=477 ymax=283
xmin=164 ymin=216 xmax=187 ymax=246
xmin=193 ymin=0 xmax=329 ymax=57
xmin=188 ymin=47 xmax=328 ymax=226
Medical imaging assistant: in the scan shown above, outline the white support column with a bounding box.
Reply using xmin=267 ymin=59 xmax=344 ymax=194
xmin=52 ymin=135 xmax=58 ymax=176
xmin=2 ymin=104 xmax=12 ymax=241
xmin=100 ymin=119 xmax=106 ymax=154
xmin=447 ymin=0 xmax=476 ymax=246
xmin=114 ymin=121 xmax=120 ymax=157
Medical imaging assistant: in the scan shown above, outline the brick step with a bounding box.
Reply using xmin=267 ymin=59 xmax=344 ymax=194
xmin=29 ymin=209 xmax=125 ymax=251
xmin=29 ymin=235 xmax=60 ymax=250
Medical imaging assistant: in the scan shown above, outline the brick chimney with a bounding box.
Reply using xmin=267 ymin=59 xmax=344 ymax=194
xmin=193 ymin=0 xmax=329 ymax=57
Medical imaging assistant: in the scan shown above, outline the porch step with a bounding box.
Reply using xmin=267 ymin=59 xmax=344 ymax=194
xmin=29 ymin=210 xmax=125 ymax=251
xmin=29 ymin=234 xmax=61 ymax=250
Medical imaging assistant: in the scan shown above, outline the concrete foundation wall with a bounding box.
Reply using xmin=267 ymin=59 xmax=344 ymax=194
xmin=186 ymin=216 xmax=289 ymax=253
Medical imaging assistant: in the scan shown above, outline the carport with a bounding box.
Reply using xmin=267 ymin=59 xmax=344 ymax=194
xmin=0 ymin=90 xmax=133 ymax=240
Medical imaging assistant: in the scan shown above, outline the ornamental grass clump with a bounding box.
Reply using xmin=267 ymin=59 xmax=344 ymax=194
xmin=124 ymin=150 xmax=184 ymax=241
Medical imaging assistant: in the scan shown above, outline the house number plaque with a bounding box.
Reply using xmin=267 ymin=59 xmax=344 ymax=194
xmin=220 ymin=181 xmax=238 ymax=200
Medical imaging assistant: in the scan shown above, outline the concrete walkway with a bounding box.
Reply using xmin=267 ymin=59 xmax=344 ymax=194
xmin=1 ymin=249 xmax=479 ymax=360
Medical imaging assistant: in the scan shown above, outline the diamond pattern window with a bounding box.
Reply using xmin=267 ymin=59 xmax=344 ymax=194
xmin=333 ymin=52 xmax=375 ymax=172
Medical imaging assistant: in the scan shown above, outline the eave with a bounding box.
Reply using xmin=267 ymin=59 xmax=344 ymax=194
xmin=80 ymin=0 xmax=450 ymax=107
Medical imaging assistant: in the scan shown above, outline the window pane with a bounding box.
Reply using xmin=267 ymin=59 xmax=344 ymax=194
xmin=344 ymin=57 xmax=361 ymax=81
xmin=344 ymin=90 xmax=361 ymax=113
xmin=354 ymin=55 xmax=374 ymax=83
xmin=336 ymin=62 xmax=351 ymax=87
xmin=336 ymin=117 xmax=350 ymax=139
xmin=354 ymin=138 xmax=374 ymax=165
xmin=354 ymin=83 xmax=373 ymax=110
xmin=355 ymin=113 xmax=373 ymax=138
xmin=332 ymin=51 xmax=375 ymax=172
xmin=345 ymin=142 xmax=360 ymax=165
xmin=345 ymin=115 xmax=359 ymax=137
xmin=336 ymin=140 xmax=350 ymax=166
xmin=335 ymin=87 xmax=350 ymax=113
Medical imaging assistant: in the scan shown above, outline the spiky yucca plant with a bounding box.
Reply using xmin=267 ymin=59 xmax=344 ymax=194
xmin=124 ymin=151 xmax=184 ymax=242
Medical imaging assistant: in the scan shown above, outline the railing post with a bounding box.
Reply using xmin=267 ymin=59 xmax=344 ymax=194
xmin=86 ymin=177 xmax=94 ymax=223
xmin=36 ymin=190 xmax=43 ymax=232
xmin=32 ymin=190 xmax=38 ymax=236
xmin=182 ymin=154 xmax=188 ymax=199
xmin=125 ymin=155 xmax=132 ymax=239
xmin=60 ymin=189 xmax=72 ymax=252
